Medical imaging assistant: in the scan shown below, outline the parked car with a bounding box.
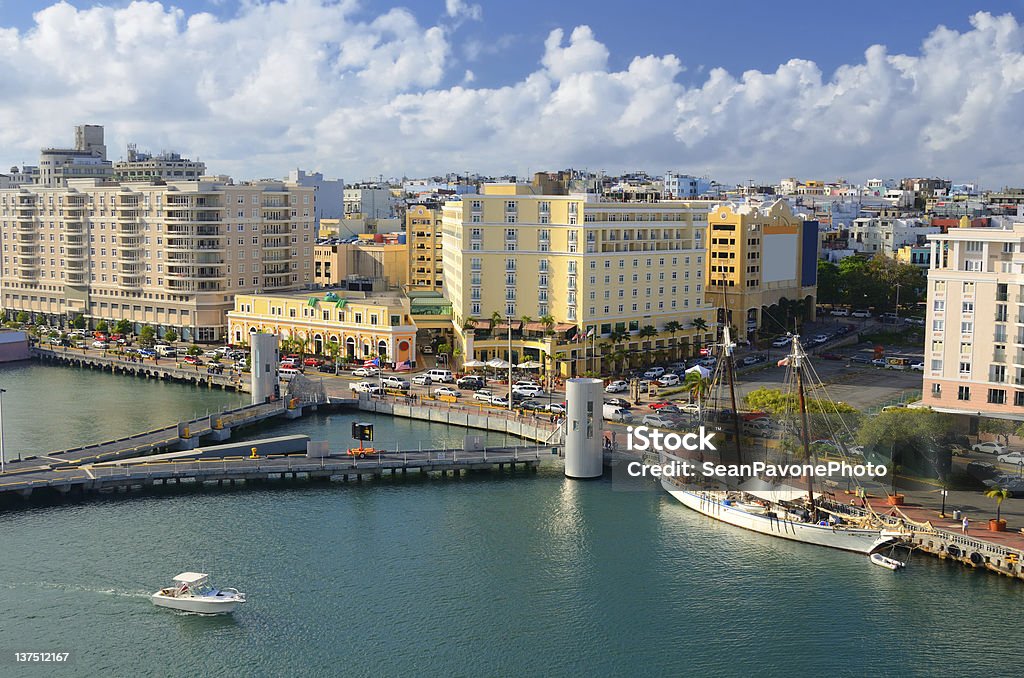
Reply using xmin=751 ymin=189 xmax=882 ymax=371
xmin=851 ymin=309 xmax=872 ymax=318
xmin=658 ymin=374 xmax=680 ymax=386
xmin=997 ymin=451 xmax=1024 ymax=465
xmin=642 ymin=414 xmax=676 ymax=427
xmin=771 ymin=336 xmax=792 ymax=348
xmin=317 ymin=362 xmax=337 ymax=373
xmin=871 ymin=358 xmax=887 ymax=367
xmin=520 ymin=399 xmax=545 ymax=411
xmin=545 ymin=403 xmax=567 ymax=414
xmin=829 ymin=308 xmax=850 ymax=317
xmin=879 ymin=312 xmax=900 ymax=323
xmin=91 ymin=340 xmax=108 ymax=349
xmin=910 ymin=361 xmax=925 ymax=371
xmin=649 ymin=401 xmax=674 ymax=410
xmin=183 ymin=355 xmax=203 ymax=365
xmin=412 ymin=374 xmax=432 ymax=386
xmin=605 ymin=406 xmax=634 ymax=422
xmin=425 ymin=369 xmax=454 ymax=383
xmin=490 ymin=395 xmax=510 ymax=407
xmin=741 ymin=355 xmax=764 ymax=366
xmin=643 ymin=367 xmax=665 ymax=379
xmin=138 ymin=348 xmax=155 ymax=358
xmin=381 ymin=375 xmax=411 ymax=390
xmin=512 ymin=387 xmax=544 ymax=399
xmin=813 ymin=334 xmax=830 ymax=343
xmin=605 ymin=380 xmax=628 ymax=393
xmin=658 ymin=405 xmax=682 ymax=415
xmin=420 ymin=345 xmax=434 ymax=354
xmin=819 ymin=352 xmax=844 ymax=360
xmin=906 ymin=317 xmax=926 ymax=326
xmin=457 ymin=375 xmax=485 ymax=389
xmin=202 ymin=349 xmax=220 ymax=358
xmin=850 ymin=355 xmax=873 ymax=364
xmin=433 ymin=386 xmax=461 ymax=398
xmin=303 ymin=357 xmax=324 ymax=367
xmin=473 ymin=390 xmax=495 ymax=402
xmin=352 ymin=367 xmax=380 ymax=377
xmin=350 ymin=381 xmax=383 ymax=395
xmin=973 ymin=441 xmax=1008 ymax=455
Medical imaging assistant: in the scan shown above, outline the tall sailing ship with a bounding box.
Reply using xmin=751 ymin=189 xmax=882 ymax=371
xmin=659 ymin=329 xmax=904 ymax=555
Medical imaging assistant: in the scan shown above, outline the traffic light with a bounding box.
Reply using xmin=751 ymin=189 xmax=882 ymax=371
xmin=351 ymin=422 xmax=374 ymax=441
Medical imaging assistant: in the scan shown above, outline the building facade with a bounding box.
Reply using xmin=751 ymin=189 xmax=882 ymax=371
xmin=287 ymin=169 xmax=345 ymax=229
xmin=0 ymin=178 xmax=315 ymax=342
xmin=227 ymin=289 xmax=417 ymax=365
xmin=705 ymin=200 xmax=819 ymax=339
xmin=113 ymin=146 xmax=206 ymax=181
xmin=440 ymin=184 xmax=716 ymax=376
xmin=38 ymin=124 xmax=112 ymax=188
xmin=923 ymin=223 xmax=1024 ymax=419
xmin=406 ymin=203 xmax=443 ymax=292
xmin=313 ymin=235 xmax=408 ymax=289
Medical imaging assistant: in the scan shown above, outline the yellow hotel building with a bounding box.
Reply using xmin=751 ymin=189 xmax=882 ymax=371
xmin=441 ymin=184 xmax=716 ymax=376
xmin=227 ymin=289 xmax=417 ymax=365
xmin=705 ymin=200 xmax=819 ymax=340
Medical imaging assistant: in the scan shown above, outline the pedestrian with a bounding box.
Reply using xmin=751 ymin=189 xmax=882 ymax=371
xmin=962 ymin=515 xmax=969 ymax=535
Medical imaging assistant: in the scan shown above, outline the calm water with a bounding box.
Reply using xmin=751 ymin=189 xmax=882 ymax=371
xmin=1 ymin=366 xmax=1022 ymax=677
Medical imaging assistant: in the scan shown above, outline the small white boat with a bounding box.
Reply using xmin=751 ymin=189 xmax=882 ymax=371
xmin=870 ymin=553 xmax=906 ymax=571
xmin=151 ymin=572 xmax=246 ymax=614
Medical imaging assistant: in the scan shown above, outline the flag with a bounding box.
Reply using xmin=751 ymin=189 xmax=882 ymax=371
xmin=395 ymin=360 xmax=411 ymax=372
xmin=363 ymin=357 xmax=380 ymax=368
xmin=586 ymin=327 xmax=595 ymax=338
xmin=777 ymin=358 xmax=790 ymax=367
xmin=699 ymin=347 xmax=711 ymax=357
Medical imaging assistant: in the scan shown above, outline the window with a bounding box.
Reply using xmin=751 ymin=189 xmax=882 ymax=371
xmin=988 ymin=389 xmax=1006 ymax=404
xmin=931 ymin=383 xmax=941 ymax=397
xmin=932 ymin=319 xmax=944 ymax=332
xmin=933 ymin=299 xmax=944 ymax=311
xmin=959 ymin=361 xmax=971 ymax=374
xmin=961 ymin=321 xmax=973 ymax=334
xmin=957 ymin=385 xmax=970 ymax=401
xmin=962 ymin=301 xmax=974 ymax=314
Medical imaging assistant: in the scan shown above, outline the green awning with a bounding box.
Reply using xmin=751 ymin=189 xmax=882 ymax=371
xmin=334 ymin=299 xmax=347 ymax=308
xmin=307 ymin=297 xmax=319 ymax=307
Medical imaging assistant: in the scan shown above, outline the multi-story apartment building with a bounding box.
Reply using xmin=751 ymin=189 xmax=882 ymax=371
xmin=406 ymin=202 xmax=443 ymax=292
xmin=705 ymin=200 xmax=819 ymax=339
xmin=287 ymin=169 xmax=345 ymax=229
xmin=0 ymin=177 xmax=315 ymax=342
xmin=846 ymin=216 xmax=938 ymax=257
xmin=441 ymin=184 xmax=716 ymax=376
xmin=38 ymin=125 xmax=112 ymax=187
xmin=923 ymin=223 xmax=1024 ymax=419
xmin=313 ymin=235 xmax=408 ymax=289
xmin=113 ymin=146 xmax=207 ymax=181
xmin=343 ymin=186 xmax=393 ymax=219
xmin=227 ymin=289 xmax=417 ymax=365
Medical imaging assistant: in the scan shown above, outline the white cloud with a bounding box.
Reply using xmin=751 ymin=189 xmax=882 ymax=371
xmin=1 ymin=4 xmax=1023 ymax=185
xmin=445 ymin=0 xmax=481 ymax=22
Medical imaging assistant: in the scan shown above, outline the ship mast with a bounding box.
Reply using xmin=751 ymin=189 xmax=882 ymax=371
xmin=791 ymin=337 xmax=816 ymax=517
xmin=722 ymin=325 xmax=744 ymax=467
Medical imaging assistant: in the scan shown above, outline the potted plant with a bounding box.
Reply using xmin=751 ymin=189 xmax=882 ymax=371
xmin=985 ymin=486 xmax=1010 ymax=532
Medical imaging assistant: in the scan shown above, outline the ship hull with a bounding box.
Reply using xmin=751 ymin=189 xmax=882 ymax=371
xmin=661 ymin=479 xmax=896 ymax=555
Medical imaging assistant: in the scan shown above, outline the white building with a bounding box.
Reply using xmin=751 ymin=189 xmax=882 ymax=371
xmin=288 ymin=169 xmax=345 ymax=228
xmin=38 ymin=125 xmax=112 ymax=187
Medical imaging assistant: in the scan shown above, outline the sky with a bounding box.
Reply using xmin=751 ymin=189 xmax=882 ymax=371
xmin=1 ymin=0 xmax=1023 ymax=186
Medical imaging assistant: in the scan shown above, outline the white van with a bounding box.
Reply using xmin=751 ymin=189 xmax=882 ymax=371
xmin=603 ymin=403 xmax=634 ymax=422
xmin=279 ymin=365 xmax=301 ymax=379
xmin=154 ymin=344 xmax=177 ymax=357
xmin=425 ymin=369 xmax=454 ymax=383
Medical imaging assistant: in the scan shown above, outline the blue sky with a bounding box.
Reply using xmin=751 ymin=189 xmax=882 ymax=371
xmin=1 ymin=1 xmax=1024 ymax=184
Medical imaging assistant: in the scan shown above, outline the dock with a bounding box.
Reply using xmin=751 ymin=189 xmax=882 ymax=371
xmin=1 ymin=399 xmax=318 ymax=475
xmin=0 ymin=446 xmax=547 ymax=504
xmin=31 ymin=346 xmax=249 ymax=392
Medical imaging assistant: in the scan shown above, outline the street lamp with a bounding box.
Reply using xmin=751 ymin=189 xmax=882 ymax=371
xmin=507 ymin=315 xmax=514 ymax=412
xmin=939 ymin=488 xmax=948 ymax=517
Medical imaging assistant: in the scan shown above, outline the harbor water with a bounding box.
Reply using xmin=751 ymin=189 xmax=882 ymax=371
xmin=1 ymin=364 xmax=1022 ymax=676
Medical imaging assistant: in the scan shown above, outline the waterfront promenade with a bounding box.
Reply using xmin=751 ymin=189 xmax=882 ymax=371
xmin=31 ymin=345 xmax=248 ymax=391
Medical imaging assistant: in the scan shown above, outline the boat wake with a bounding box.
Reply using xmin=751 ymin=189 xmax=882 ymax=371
xmin=3 ymin=581 xmax=151 ymax=598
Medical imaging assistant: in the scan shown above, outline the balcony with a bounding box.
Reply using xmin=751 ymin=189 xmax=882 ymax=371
xmin=263 ymin=273 xmax=292 ymax=290
xmin=118 ymin=249 xmax=143 ymax=263
xmin=16 ymin=232 xmax=35 ymax=243
xmin=119 ymin=261 xmax=145 ymax=275
xmin=66 ymin=246 xmax=87 ymax=262
xmin=16 ymin=218 xmax=36 ymax=232
xmin=166 ymin=266 xmax=225 ymax=281
xmin=65 ymin=220 xmax=84 ymax=234
xmin=120 ymin=273 xmax=144 ymax=290
xmin=264 ymin=262 xmax=290 ymax=275
xmin=264 ymin=237 xmax=290 ymax=250
xmin=66 ymin=271 xmax=87 ymax=285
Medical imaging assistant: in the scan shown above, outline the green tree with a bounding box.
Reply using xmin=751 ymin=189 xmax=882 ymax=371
xmin=539 ymin=314 xmax=556 ymax=336
xmin=164 ymin=328 xmax=178 ymax=343
xmin=95 ymin=320 xmax=109 ymax=334
xmin=985 ymin=486 xmax=1011 ymax=523
xmin=690 ymin=317 xmax=708 ymax=332
xmin=663 ymin=320 xmax=682 ymax=358
xmin=114 ymin=319 xmax=132 ymax=336
xmin=489 ymin=310 xmax=503 ymax=334
xmin=979 ymin=417 xmax=1017 ymax=448
xmin=816 ymin=260 xmax=841 ymax=305
xmin=684 ymin=370 xmax=711 ymax=405
xmin=187 ymin=344 xmax=201 ymax=357
xmin=139 ymin=325 xmax=156 ymax=347
xmin=71 ymin=314 xmax=86 ymax=330
xmin=16 ymin=311 xmax=29 ymax=324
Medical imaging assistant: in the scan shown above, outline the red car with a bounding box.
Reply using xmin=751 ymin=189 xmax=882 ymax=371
xmin=649 ymin=401 xmax=675 ymax=410
xmin=303 ymin=357 xmax=323 ymax=367
xmin=184 ymin=355 xmax=203 ymax=365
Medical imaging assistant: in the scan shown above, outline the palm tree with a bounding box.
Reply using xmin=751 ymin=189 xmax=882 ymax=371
xmin=638 ymin=325 xmax=658 ymax=363
xmin=539 ymin=314 xmax=556 ymax=337
xmin=684 ymin=370 xmax=711 ymax=408
xmin=520 ymin=315 xmax=532 ymax=339
xmin=489 ymin=310 xmax=503 ymax=334
xmin=690 ymin=317 xmax=709 ymax=332
xmin=462 ymin=316 xmax=478 ymax=331
xmin=985 ymin=486 xmax=1011 ymax=524
xmin=664 ymin=320 xmax=682 ymax=359
xmin=610 ymin=347 xmax=628 ymax=375
xmin=326 ymin=340 xmax=341 ymax=374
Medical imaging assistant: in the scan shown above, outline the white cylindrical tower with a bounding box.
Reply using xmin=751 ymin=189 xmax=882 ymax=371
xmin=250 ymin=332 xmax=280 ymax=405
xmin=564 ymin=377 xmax=604 ymax=479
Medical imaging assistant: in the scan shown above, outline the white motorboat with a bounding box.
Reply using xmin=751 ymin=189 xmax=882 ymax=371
xmin=151 ymin=572 xmax=246 ymax=614
xmin=870 ymin=552 xmax=906 ymax=570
